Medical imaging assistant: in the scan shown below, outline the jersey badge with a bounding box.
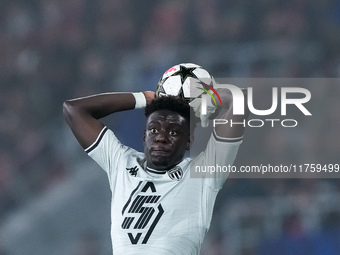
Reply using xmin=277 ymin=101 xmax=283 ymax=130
xmin=167 ymin=166 xmax=183 ymax=181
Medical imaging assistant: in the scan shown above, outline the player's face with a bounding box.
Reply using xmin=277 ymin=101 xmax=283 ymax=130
xmin=144 ymin=110 xmax=191 ymax=171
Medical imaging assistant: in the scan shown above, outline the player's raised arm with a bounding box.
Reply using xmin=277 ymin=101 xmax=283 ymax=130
xmin=213 ymin=88 xmax=250 ymax=139
xmin=63 ymin=91 xmax=155 ymax=149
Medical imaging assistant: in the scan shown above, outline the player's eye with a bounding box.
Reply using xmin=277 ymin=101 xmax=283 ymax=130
xmin=149 ymin=128 xmax=158 ymax=134
xmin=169 ymin=130 xmax=178 ymax=136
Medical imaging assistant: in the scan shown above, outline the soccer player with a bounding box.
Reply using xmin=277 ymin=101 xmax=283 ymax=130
xmin=63 ymin=79 xmax=248 ymax=254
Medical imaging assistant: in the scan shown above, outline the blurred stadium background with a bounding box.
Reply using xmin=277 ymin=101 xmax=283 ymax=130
xmin=0 ymin=0 xmax=340 ymax=254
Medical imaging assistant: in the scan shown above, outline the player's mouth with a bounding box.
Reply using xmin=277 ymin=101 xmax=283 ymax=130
xmin=150 ymin=147 xmax=172 ymax=156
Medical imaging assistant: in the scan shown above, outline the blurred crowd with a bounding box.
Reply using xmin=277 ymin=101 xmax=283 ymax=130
xmin=1 ymin=0 xmax=340 ymax=254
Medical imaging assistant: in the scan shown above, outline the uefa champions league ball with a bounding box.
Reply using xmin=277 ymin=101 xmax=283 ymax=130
xmin=156 ymin=63 xmax=214 ymax=102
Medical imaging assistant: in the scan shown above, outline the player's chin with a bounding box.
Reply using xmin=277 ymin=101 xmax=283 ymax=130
xmin=149 ymin=156 xmax=171 ymax=170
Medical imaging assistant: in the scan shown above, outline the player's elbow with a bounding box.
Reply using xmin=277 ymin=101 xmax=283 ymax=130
xmin=63 ymin=100 xmax=78 ymax=123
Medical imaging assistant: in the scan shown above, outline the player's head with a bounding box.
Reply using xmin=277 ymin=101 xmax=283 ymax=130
xmin=145 ymin=96 xmax=192 ymax=123
xmin=144 ymin=96 xmax=196 ymax=170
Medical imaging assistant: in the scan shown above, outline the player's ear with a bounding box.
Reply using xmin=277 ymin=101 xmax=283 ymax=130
xmin=186 ymin=135 xmax=193 ymax=150
xmin=143 ymin=130 xmax=146 ymax=142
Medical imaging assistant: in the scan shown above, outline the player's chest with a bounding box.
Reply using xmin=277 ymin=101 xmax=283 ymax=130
xmin=113 ymin=168 xmax=204 ymax=218
xmin=112 ymin=176 xmax=203 ymax=243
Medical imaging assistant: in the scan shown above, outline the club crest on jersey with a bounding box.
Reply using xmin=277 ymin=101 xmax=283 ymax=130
xmin=167 ymin=166 xmax=183 ymax=181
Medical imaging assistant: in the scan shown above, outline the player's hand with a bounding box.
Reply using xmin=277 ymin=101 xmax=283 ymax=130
xmin=189 ymin=88 xmax=247 ymax=127
xmin=189 ymin=94 xmax=217 ymax=128
xmin=214 ymin=87 xmax=247 ymax=110
xmin=213 ymin=88 xmax=232 ymax=110
xmin=143 ymin=91 xmax=156 ymax=104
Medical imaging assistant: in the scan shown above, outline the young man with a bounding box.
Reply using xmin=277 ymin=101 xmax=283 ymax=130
xmin=63 ymin=83 xmax=247 ymax=254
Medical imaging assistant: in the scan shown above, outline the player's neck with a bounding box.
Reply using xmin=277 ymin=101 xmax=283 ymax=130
xmin=146 ymin=167 xmax=167 ymax=174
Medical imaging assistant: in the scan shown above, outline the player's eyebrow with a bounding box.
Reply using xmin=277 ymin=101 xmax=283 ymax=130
xmin=167 ymin=122 xmax=182 ymax=128
xmin=147 ymin=120 xmax=182 ymax=127
xmin=147 ymin=120 xmax=161 ymax=126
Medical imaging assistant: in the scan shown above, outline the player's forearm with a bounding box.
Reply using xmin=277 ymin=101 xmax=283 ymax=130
xmin=214 ymin=105 xmax=248 ymax=138
xmin=63 ymin=92 xmax=136 ymax=120
xmin=63 ymin=92 xmax=147 ymax=149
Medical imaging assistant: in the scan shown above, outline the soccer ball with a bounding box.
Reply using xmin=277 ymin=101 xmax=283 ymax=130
xmin=156 ymin=63 xmax=214 ymax=102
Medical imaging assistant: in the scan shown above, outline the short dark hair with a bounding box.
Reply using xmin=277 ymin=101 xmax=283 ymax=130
xmin=145 ymin=96 xmax=198 ymax=132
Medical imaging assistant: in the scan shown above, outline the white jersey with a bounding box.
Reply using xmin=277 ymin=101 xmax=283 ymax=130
xmin=86 ymin=126 xmax=242 ymax=255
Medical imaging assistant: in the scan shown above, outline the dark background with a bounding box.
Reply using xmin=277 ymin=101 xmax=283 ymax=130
xmin=0 ymin=0 xmax=340 ymax=254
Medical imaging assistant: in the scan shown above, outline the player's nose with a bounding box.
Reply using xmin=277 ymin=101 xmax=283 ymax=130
xmin=155 ymin=131 xmax=169 ymax=143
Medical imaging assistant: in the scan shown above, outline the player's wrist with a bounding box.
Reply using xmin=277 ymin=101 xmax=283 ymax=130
xmin=132 ymin=92 xmax=147 ymax=109
xmin=143 ymin=91 xmax=156 ymax=104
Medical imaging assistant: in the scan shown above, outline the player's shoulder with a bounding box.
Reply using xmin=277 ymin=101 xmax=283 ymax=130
xmin=85 ymin=126 xmax=110 ymax=154
xmin=86 ymin=126 xmax=142 ymax=159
